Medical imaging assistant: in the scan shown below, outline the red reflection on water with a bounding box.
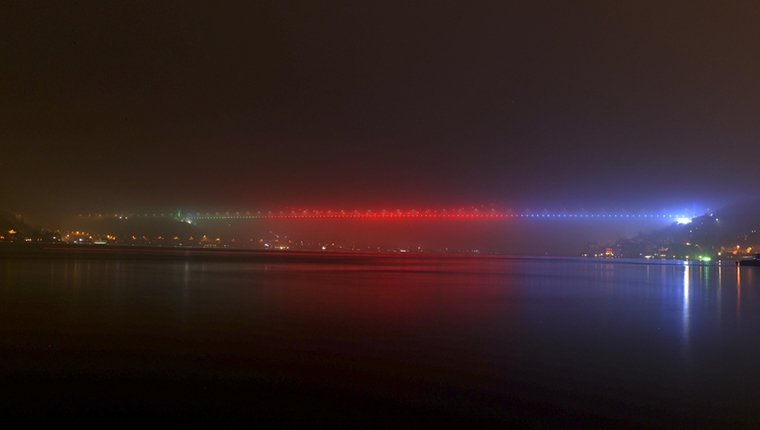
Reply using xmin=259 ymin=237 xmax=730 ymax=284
xmin=249 ymin=260 xmax=518 ymax=329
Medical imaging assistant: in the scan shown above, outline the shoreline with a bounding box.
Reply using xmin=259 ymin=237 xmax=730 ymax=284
xmin=0 ymin=243 xmax=747 ymax=266
xmin=0 ymin=243 xmax=499 ymax=263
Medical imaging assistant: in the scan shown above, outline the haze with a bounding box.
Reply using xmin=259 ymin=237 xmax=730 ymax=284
xmin=3 ymin=2 xmax=758 ymax=227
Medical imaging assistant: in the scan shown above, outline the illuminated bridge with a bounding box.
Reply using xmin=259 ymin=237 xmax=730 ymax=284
xmin=97 ymin=209 xmax=697 ymax=224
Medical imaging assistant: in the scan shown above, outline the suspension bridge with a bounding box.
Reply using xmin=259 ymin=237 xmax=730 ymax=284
xmin=83 ymin=209 xmax=697 ymax=224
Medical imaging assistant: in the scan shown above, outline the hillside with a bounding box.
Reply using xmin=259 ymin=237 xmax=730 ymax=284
xmin=610 ymin=199 xmax=760 ymax=258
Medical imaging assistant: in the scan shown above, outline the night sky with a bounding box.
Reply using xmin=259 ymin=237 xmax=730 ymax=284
xmin=3 ymin=1 xmax=759 ymax=220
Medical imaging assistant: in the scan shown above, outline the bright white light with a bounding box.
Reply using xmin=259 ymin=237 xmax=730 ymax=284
xmin=676 ymin=217 xmax=692 ymax=225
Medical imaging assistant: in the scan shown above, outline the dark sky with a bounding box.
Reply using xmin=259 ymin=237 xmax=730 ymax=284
xmin=3 ymin=1 xmax=759 ymax=219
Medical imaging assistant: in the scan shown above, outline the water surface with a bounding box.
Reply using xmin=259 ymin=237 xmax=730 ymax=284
xmin=1 ymin=256 xmax=758 ymax=426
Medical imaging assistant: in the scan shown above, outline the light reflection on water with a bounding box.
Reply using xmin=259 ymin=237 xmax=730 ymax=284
xmin=0 ymin=257 xmax=759 ymax=425
xmin=682 ymin=262 xmax=690 ymax=360
xmin=737 ymin=265 xmax=742 ymax=321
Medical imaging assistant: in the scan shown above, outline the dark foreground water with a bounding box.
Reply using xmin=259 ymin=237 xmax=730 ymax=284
xmin=1 ymin=256 xmax=759 ymax=426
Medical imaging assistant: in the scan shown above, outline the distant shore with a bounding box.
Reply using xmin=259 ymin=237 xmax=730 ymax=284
xmin=0 ymin=243 xmax=749 ymax=266
xmin=0 ymin=243 xmax=496 ymax=263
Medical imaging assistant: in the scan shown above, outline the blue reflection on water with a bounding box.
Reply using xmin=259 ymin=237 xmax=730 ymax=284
xmin=682 ymin=262 xmax=690 ymax=359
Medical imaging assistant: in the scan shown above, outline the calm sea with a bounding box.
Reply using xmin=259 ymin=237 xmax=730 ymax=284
xmin=1 ymin=256 xmax=758 ymax=426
